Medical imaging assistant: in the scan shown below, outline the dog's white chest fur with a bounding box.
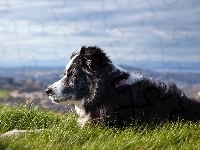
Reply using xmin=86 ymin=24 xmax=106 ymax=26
xmin=73 ymin=99 xmax=90 ymax=127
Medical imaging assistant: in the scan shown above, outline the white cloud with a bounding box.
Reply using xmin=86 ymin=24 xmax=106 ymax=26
xmin=0 ymin=0 xmax=200 ymax=68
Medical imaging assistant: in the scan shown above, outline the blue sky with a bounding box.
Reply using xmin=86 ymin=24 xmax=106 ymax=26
xmin=0 ymin=0 xmax=200 ymax=71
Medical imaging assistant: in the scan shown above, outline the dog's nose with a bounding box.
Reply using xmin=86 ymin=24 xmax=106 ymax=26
xmin=45 ymin=87 xmax=53 ymax=95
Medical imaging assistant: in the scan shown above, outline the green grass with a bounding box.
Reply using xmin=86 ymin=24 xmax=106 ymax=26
xmin=0 ymin=105 xmax=200 ymax=150
xmin=0 ymin=89 xmax=10 ymax=99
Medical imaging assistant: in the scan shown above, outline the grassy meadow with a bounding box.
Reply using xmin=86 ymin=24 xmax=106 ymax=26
xmin=0 ymin=105 xmax=199 ymax=150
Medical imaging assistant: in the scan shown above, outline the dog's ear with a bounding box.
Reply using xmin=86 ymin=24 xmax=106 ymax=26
xmin=80 ymin=46 xmax=111 ymax=76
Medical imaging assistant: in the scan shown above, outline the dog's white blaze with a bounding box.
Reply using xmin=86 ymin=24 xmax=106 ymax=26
xmin=66 ymin=54 xmax=79 ymax=72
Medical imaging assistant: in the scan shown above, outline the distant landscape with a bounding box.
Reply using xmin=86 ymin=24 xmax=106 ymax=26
xmin=1 ymin=65 xmax=200 ymax=149
xmin=0 ymin=66 xmax=200 ymax=112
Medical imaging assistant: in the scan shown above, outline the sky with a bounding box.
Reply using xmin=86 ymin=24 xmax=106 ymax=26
xmin=0 ymin=0 xmax=200 ymax=71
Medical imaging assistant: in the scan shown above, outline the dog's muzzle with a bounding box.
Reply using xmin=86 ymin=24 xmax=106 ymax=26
xmin=45 ymin=87 xmax=54 ymax=96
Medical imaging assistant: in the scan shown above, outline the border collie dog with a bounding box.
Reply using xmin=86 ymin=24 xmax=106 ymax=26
xmin=46 ymin=46 xmax=200 ymax=127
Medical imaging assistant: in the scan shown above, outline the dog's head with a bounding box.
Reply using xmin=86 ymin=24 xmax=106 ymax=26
xmin=45 ymin=46 xmax=129 ymax=104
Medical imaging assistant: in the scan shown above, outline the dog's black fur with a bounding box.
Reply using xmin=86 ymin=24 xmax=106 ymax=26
xmin=46 ymin=46 xmax=200 ymax=127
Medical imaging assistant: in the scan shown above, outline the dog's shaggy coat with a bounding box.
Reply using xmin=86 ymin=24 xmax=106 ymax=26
xmin=46 ymin=46 xmax=200 ymax=127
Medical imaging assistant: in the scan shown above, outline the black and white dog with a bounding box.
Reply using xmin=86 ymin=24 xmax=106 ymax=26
xmin=46 ymin=46 xmax=200 ymax=127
